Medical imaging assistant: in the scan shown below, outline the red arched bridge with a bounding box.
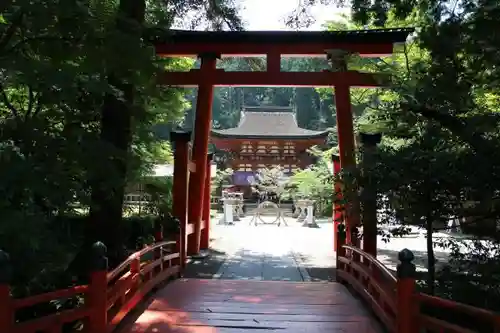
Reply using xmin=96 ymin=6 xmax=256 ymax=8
xmin=1 ymin=29 xmax=499 ymax=333
xmin=0 ymin=133 xmax=498 ymax=333
xmin=0 ymin=225 xmax=498 ymax=333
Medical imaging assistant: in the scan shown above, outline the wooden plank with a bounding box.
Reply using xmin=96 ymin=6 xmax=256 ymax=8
xmin=117 ymin=279 xmax=382 ymax=333
xmin=127 ymin=321 xmax=376 ymax=333
xmin=136 ymin=311 xmax=371 ymax=322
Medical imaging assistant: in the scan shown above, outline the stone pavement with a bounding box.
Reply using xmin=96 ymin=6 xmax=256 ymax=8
xmin=211 ymin=215 xmax=335 ymax=282
xmin=207 ymin=213 xmax=460 ymax=281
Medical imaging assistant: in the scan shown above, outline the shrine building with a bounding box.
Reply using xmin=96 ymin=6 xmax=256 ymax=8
xmin=210 ymin=105 xmax=329 ymax=194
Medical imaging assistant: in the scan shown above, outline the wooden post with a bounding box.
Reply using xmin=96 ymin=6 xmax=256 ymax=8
xmin=154 ymin=220 xmax=164 ymax=273
xmin=188 ymin=53 xmax=218 ymax=256
xmin=335 ymin=223 xmax=346 ymax=282
xmin=332 ymin=154 xmax=344 ymax=251
xmin=170 ymin=131 xmax=191 ymax=270
xmin=0 ymin=250 xmax=13 ymax=333
xmin=87 ymin=242 xmax=108 ymax=333
xmin=328 ymin=50 xmax=360 ymax=246
xmin=359 ymin=132 xmax=381 ymax=257
xmin=335 ymin=83 xmax=360 ymax=246
xmin=154 ymin=219 xmax=164 ymax=243
xmin=396 ymin=248 xmax=417 ymax=333
xmin=201 ymin=153 xmax=213 ymax=250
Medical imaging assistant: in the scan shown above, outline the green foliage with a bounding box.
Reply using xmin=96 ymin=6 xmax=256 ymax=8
xmin=0 ymin=0 xmax=242 ymax=297
xmin=252 ymin=166 xmax=288 ymax=199
xmin=289 ymin=147 xmax=335 ymax=216
xmin=182 ymin=57 xmax=336 ymax=131
xmin=287 ymin=2 xmax=500 ymax=308
xmin=212 ymin=168 xmax=234 ymax=195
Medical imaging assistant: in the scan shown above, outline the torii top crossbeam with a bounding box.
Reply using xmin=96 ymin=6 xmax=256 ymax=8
xmin=150 ymin=28 xmax=414 ymax=87
xmin=152 ymin=28 xmax=414 ymax=57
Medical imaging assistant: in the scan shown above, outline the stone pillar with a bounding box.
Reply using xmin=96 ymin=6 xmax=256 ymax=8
xmin=299 ymin=199 xmax=319 ymax=228
xmin=223 ymin=199 xmax=239 ymax=225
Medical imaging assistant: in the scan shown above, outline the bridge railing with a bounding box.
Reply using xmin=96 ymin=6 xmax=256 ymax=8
xmin=336 ymin=226 xmax=500 ymax=333
xmin=0 ymin=229 xmax=182 ymax=333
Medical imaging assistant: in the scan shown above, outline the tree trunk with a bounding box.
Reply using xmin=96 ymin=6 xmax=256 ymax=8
xmin=86 ymin=0 xmax=146 ymax=266
xmin=87 ymin=91 xmax=132 ymax=264
xmin=425 ymin=209 xmax=436 ymax=295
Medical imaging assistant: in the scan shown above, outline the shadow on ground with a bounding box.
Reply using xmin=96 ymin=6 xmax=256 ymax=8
xmin=294 ymin=251 xmax=337 ymax=282
xmin=183 ymin=247 xmax=338 ymax=282
xmin=214 ymin=249 xmax=307 ymax=281
xmin=182 ymin=248 xmax=227 ymax=279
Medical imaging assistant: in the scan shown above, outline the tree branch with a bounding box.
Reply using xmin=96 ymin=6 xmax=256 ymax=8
xmin=25 ymin=86 xmax=35 ymax=118
xmin=0 ymin=9 xmax=24 ymax=51
xmin=0 ymin=83 xmax=19 ymax=118
xmin=404 ymin=103 xmax=496 ymax=157
xmin=33 ymin=94 xmax=43 ymax=116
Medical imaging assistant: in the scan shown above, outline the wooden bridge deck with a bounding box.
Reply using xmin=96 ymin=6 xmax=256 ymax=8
xmin=118 ymin=279 xmax=382 ymax=333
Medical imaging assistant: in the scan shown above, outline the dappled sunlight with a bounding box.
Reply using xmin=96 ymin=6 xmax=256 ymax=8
xmin=232 ymin=295 xmax=264 ymax=303
xmin=129 ymin=308 xmax=218 ymax=333
xmin=115 ymin=274 xmax=383 ymax=333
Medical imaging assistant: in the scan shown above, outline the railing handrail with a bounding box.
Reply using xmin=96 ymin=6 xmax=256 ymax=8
xmin=342 ymin=245 xmax=397 ymax=284
xmin=417 ymin=292 xmax=499 ymax=320
xmin=12 ymin=285 xmax=90 ymax=309
xmin=337 ymin=236 xmax=500 ymax=333
xmin=107 ymin=240 xmax=177 ymax=281
xmin=0 ymin=238 xmax=181 ymax=333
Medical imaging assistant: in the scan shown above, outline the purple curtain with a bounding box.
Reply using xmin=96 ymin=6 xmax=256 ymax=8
xmin=232 ymin=171 xmax=256 ymax=186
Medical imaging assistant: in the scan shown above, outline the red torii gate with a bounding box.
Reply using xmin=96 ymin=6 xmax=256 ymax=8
xmin=152 ymin=28 xmax=413 ymax=255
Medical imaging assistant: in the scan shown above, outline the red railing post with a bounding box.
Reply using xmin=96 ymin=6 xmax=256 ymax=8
xmin=396 ymin=248 xmax=417 ymax=333
xmin=0 ymin=250 xmax=13 ymax=333
xmin=87 ymin=241 xmax=108 ymax=333
xmin=335 ymin=223 xmax=346 ymax=281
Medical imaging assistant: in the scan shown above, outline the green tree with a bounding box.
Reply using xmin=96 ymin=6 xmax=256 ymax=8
xmin=0 ymin=0 xmax=243 ymax=293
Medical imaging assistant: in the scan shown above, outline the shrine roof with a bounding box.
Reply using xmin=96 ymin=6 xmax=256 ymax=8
xmin=211 ymin=106 xmax=329 ymax=139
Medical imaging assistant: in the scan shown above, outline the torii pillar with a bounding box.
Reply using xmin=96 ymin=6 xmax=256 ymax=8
xmin=187 ymin=53 xmax=218 ymax=256
xmin=328 ymin=49 xmax=360 ymax=246
xmin=332 ymin=154 xmax=344 ymax=250
xmin=200 ymin=153 xmax=213 ymax=250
